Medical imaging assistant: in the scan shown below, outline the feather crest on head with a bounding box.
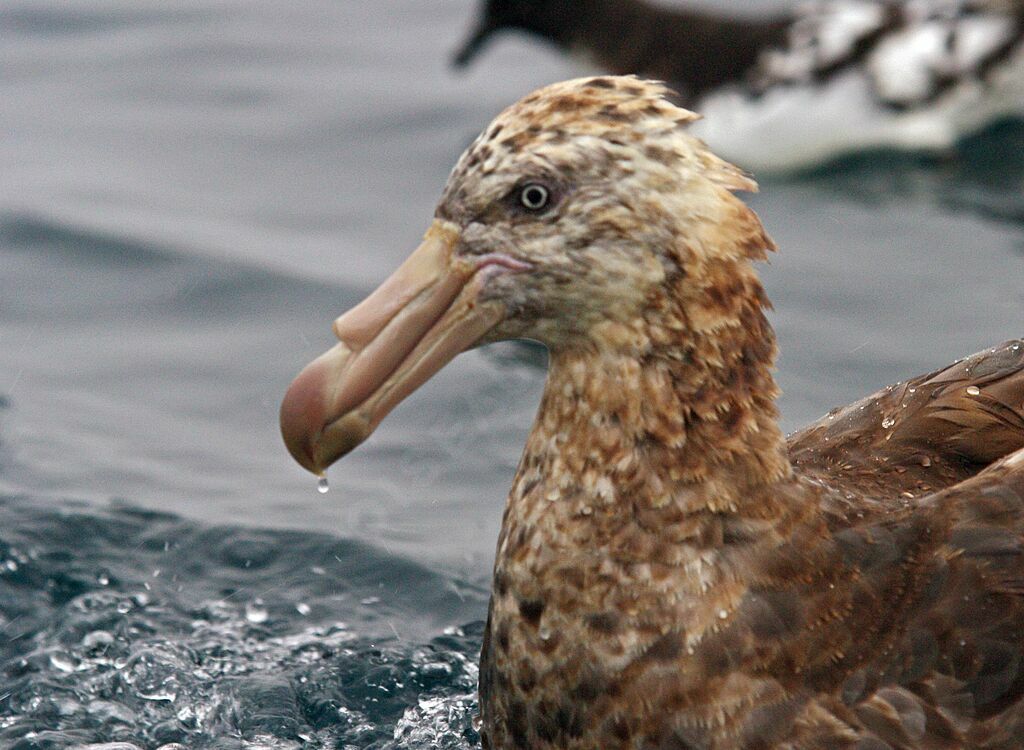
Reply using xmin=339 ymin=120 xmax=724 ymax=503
xmin=443 ymin=76 xmax=759 ymax=204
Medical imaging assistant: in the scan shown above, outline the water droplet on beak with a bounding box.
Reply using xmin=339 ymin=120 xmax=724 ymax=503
xmin=317 ymin=475 xmax=329 ymax=494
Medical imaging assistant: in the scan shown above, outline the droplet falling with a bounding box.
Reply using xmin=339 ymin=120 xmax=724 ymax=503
xmin=317 ymin=475 xmax=329 ymax=494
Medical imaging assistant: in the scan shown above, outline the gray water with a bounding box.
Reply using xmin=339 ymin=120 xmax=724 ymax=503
xmin=1 ymin=1 xmax=1023 ymax=747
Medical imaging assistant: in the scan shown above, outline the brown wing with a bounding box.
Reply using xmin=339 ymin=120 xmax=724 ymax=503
xmin=788 ymin=340 xmax=1024 ymax=511
xmin=792 ymin=450 xmax=1024 ymax=748
xmin=713 ymin=449 xmax=1024 ymax=748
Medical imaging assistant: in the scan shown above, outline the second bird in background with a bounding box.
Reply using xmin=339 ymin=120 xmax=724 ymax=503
xmin=455 ymin=0 xmax=1024 ymax=171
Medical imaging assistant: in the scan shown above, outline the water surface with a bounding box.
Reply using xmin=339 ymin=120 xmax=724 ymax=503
xmin=1 ymin=1 xmax=1022 ymax=746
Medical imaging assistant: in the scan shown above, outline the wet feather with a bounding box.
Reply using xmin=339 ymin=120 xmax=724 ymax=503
xmin=282 ymin=75 xmax=1024 ymax=749
xmin=454 ymin=78 xmax=1024 ymax=749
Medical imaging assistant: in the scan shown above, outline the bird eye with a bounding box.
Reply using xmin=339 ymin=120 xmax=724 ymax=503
xmin=519 ymin=183 xmax=550 ymax=211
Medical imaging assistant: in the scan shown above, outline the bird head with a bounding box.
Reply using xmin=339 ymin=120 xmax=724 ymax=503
xmin=280 ymin=76 xmax=772 ymax=475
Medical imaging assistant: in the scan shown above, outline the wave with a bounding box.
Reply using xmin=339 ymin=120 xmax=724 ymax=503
xmin=0 ymin=496 xmax=488 ymax=747
xmin=0 ymin=213 xmax=178 ymax=268
xmin=789 ymin=118 xmax=1024 ymax=226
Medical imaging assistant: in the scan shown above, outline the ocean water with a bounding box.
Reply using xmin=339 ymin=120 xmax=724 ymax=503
xmin=1 ymin=1 xmax=1023 ymax=747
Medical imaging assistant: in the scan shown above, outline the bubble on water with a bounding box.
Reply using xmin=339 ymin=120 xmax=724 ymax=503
xmin=391 ymin=693 xmax=479 ymax=750
xmin=138 ymin=688 xmax=177 ymax=703
xmin=121 ymin=645 xmax=184 ymax=703
xmin=0 ymin=505 xmax=489 ymax=748
xmin=175 ymin=702 xmax=209 ymax=730
xmin=317 ymin=475 xmax=329 ymax=494
xmin=49 ymin=651 xmax=81 ymax=673
xmin=82 ymin=630 xmax=115 ymax=652
xmin=245 ymin=601 xmax=270 ymax=624
xmin=87 ymin=698 xmax=137 ymax=725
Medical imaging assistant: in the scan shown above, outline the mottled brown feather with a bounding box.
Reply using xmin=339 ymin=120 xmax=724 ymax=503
xmin=317 ymin=76 xmax=1024 ymax=749
xmin=791 ymin=342 xmax=1024 ymax=508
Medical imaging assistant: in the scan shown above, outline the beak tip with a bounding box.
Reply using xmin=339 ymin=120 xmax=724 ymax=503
xmin=280 ymin=343 xmax=377 ymax=476
xmin=281 ymin=220 xmax=487 ymax=478
xmin=280 ymin=360 xmax=330 ymax=476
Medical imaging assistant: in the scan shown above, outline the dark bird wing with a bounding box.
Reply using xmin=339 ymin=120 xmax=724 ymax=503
xmin=742 ymin=341 xmax=1024 ymax=746
xmin=789 ymin=340 xmax=1024 ymax=509
xmin=749 ymin=447 xmax=1024 ymax=748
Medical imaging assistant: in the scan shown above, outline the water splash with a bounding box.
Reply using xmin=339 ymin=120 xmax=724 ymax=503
xmin=1 ymin=577 xmax=486 ymax=748
xmin=0 ymin=499 xmax=489 ymax=749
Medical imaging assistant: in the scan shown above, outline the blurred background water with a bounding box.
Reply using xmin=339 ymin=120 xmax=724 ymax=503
xmin=1 ymin=1 xmax=1022 ymax=747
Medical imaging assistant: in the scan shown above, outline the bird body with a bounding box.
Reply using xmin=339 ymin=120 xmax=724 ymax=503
xmin=456 ymin=0 xmax=1024 ymax=170
xmin=481 ymin=341 xmax=1024 ymax=748
xmin=280 ymin=77 xmax=1024 ymax=747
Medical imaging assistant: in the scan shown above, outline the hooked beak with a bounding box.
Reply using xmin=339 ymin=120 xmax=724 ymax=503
xmin=280 ymin=220 xmax=530 ymax=475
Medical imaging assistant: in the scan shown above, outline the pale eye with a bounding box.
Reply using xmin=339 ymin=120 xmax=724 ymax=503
xmin=519 ymin=183 xmax=550 ymax=211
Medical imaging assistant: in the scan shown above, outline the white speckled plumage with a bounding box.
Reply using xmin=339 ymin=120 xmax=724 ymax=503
xmin=281 ymin=77 xmax=1024 ymax=749
xmin=458 ymin=0 xmax=1024 ymax=170
xmin=697 ymin=0 xmax=1024 ymax=169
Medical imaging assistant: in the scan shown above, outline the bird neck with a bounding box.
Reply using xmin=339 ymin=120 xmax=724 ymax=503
xmin=487 ymin=201 xmax=810 ymax=696
xmin=520 ymin=304 xmax=791 ymax=521
xmin=513 ymin=190 xmax=794 ymax=521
